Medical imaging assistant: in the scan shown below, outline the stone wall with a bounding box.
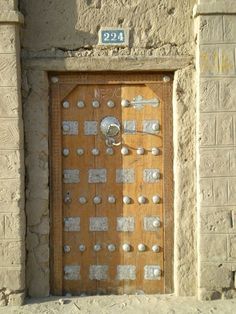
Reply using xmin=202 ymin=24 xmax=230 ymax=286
xmin=195 ymin=0 xmax=236 ymax=300
xmin=0 ymin=0 xmax=25 ymax=306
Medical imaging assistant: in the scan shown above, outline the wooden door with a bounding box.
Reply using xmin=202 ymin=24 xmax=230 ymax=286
xmin=50 ymin=73 xmax=173 ymax=296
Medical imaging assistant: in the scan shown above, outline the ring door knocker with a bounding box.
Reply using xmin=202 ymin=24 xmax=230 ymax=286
xmin=100 ymin=116 xmax=121 ymax=147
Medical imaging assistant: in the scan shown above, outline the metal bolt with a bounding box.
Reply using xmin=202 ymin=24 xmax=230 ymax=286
xmin=77 ymin=100 xmax=85 ymax=108
xmin=106 ymin=147 xmax=114 ymax=155
xmin=153 ymin=218 xmax=161 ymax=228
xmin=121 ymin=99 xmax=130 ymax=107
xmin=108 ymin=195 xmax=116 ymax=204
xmin=138 ymin=196 xmax=146 ymax=204
xmin=107 ymin=100 xmax=115 ymax=108
xmin=152 ymin=195 xmax=160 ymax=204
xmin=92 ymin=100 xmax=100 ymax=108
xmin=121 ymin=146 xmax=129 ymax=155
xmin=152 ymin=171 xmax=160 ymax=180
xmin=152 ymin=245 xmax=160 ymax=253
xmin=137 ymin=147 xmax=145 ymax=155
xmin=51 ymin=76 xmax=59 ymax=83
xmin=107 ymin=244 xmax=116 ymax=252
xmin=94 ymin=244 xmax=102 ymax=252
xmin=91 ymin=148 xmax=100 ymax=156
xmin=123 ymin=196 xmax=131 ymax=204
xmin=79 ymin=196 xmax=87 ymax=204
xmin=63 ymin=124 xmax=70 ymax=132
xmin=62 ymin=100 xmax=69 ymax=109
xmin=151 ymin=147 xmax=160 ymax=156
xmin=64 ymin=194 xmax=71 ymax=203
xmin=122 ymin=243 xmax=131 ymax=252
xmin=138 ymin=243 xmax=146 ymax=252
xmin=163 ymin=76 xmax=170 ymax=83
xmin=93 ymin=195 xmax=102 ymax=204
xmin=64 ymin=245 xmax=70 ymax=253
xmin=79 ymin=244 xmax=86 ymax=252
xmin=76 ymin=148 xmax=84 ymax=156
xmin=154 ymin=268 xmax=161 ymax=277
xmin=152 ymin=122 xmax=160 ymax=132
xmin=63 ymin=148 xmax=70 ymax=157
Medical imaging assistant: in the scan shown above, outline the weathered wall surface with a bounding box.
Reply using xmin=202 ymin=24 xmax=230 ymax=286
xmin=195 ymin=0 xmax=236 ymax=300
xmin=20 ymin=0 xmax=197 ymax=298
xmin=0 ymin=0 xmax=25 ymax=306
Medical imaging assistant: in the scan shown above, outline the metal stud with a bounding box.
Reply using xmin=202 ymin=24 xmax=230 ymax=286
xmin=152 ymin=122 xmax=160 ymax=132
xmin=64 ymin=193 xmax=71 ymax=204
xmin=151 ymin=147 xmax=160 ymax=156
xmin=63 ymin=124 xmax=70 ymax=132
xmin=152 ymin=218 xmax=161 ymax=228
xmin=121 ymin=99 xmax=130 ymax=107
xmin=107 ymin=244 xmax=116 ymax=252
xmin=163 ymin=76 xmax=170 ymax=83
xmin=108 ymin=195 xmax=116 ymax=204
xmin=138 ymin=243 xmax=146 ymax=252
xmin=121 ymin=146 xmax=129 ymax=155
xmin=51 ymin=76 xmax=59 ymax=83
xmin=152 ymin=195 xmax=160 ymax=204
xmin=79 ymin=244 xmax=86 ymax=252
xmin=107 ymin=100 xmax=115 ymax=108
xmin=77 ymin=100 xmax=85 ymax=108
xmin=92 ymin=100 xmax=100 ymax=108
xmin=63 ymin=148 xmax=70 ymax=156
xmin=152 ymin=171 xmax=160 ymax=180
xmin=76 ymin=148 xmax=84 ymax=156
xmin=154 ymin=268 xmax=161 ymax=277
xmin=122 ymin=243 xmax=131 ymax=252
xmin=94 ymin=243 xmax=102 ymax=252
xmin=137 ymin=147 xmax=145 ymax=155
xmin=123 ymin=196 xmax=131 ymax=204
xmin=138 ymin=196 xmax=146 ymax=204
xmin=64 ymin=245 xmax=70 ymax=253
xmin=93 ymin=195 xmax=102 ymax=204
xmin=91 ymin=148 xmax=100 ymax=156
xmin=106 ymin=147 xmax=114 ymax=155
xmin=79 ymin=196 xmax=87 ymax=204
xmin=152 ymin=245 xmax=160 ymax=253
xmin=62 ymin=100 xmax=70 ymax=109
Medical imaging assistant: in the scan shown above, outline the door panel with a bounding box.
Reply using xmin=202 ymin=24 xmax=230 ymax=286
xmin=50 ymin=73 xmax=173 ymax=295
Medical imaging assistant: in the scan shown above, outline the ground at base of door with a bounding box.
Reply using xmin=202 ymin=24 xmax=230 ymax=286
xmin=1 ymin=295 xmax=236 ymax=314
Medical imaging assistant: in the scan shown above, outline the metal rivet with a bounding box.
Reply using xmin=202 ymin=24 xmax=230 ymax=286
xmin=138 ymin=196 xmax=146 ymax=204
xmin=163 ymin=76 xmax=170 ymax=83
xmin=51 ymin=76 xmax=59 ymax=83
xmin=121 ymin=147 xmax=129 ymax=155
xmin=153 ymin=219 xmax=161 ymax=228
xmin=123 ymin=196 xmax=131 ymax=204
xmin=107 ymin=244 xmax=116 ymax=252
xmin=106 ymin=147 xmax=114 ymax=155
xmin=137 ymin=147 xmax=145 ymax=155
xmin=154 ymin=268 xmax=161 ymax=277
xmin=64 ymin=245 xmax=70 ymax=253
xmin=79 ymin=244 xmax=86 ymax=252
xmin=152 ymin=171 xmax=160 ymax=180
xmin=107 ymin=100 xmax=115 ymax=108
xmin=122 ymin=243 xmax=131 ymax=252
xmin=94 ymin=243 xmax=102 ymax=252
xmin=108 ymin=195 xmax=116 ymax=204
xmin=79 ymin=196 xmax=87 ymax=204
xmin=91 ymin=148 xmax=100 ymax=156
xmin=93 ymin=196 xmax=102 ymax=204
xmin=63 ymin=124 xmax=70 ymax=132
xmin=152 ymin=245 xmax=160 ymax=253
xmin=77 ymin=148 xmax=84 ymax=156
xmin=152 ymin=195 xmax=160 ymax=204
xmin=77 ymin=100 xmax=85 ymax=108
xmin=151 ymin=147 xmax=160 ymax=156
xmin=152 ymin=122 xmax=160 ymax=132
xmin=63 ymin=148 xmax=70 ymax=156
xmin=138 ymin=243 xmax=146 ymax=252
xmin=62 ymin=100 xmax=70 ymax=109
xmin=121 ymin=99 xmax=130 ymax=107
xmin=64 ymin=193 xmax=71 ymax=204
xmin=92 ymin=100 xmax=100 ymax=108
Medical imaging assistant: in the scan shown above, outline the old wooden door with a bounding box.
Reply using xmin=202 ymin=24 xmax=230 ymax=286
xmin=50 ymin=72 xmax=173 ymax=296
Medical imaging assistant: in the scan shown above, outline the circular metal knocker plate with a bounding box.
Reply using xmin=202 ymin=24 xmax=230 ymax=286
xmin=100 ymin=116 xmax=121 ymax=137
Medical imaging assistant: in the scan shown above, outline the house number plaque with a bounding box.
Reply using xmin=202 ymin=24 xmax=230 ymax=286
xmin=98 ymin=27 xmax=129 ymax=46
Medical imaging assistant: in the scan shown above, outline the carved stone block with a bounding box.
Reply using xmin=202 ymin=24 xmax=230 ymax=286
xmin=89 ymin=217 xmax=108 ymax=231
xmin=116 ymin=169 xmax=135 ymax=183
xmin=117 ymin=217 xmax=135 ymax=232
xmin=89 ymin=265 xmax=108 ymax=280
xmin=144 ymin=265 xmax=161 ymax=280
xmin=62 ymin=121 xmax=79 ymax=135
xmin=116 ymin=265 xmax=136 ymax=280
xmin=63 ymin=169 xmax=80 ymax=184
xmin=88 ymin=169 xmax=107 ymax=183
xmin=64 ymin=217 xmax=80 ymax=232
xmin=84 ymin=121 xmax=98 ymax=135
xmin=123 ymin=120 xmax=136 ymax=134
xmin=64 ymin=265 xmax=81 ymax=280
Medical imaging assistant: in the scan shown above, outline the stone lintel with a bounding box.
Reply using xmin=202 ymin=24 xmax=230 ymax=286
xmin=194 ymin=2 xmax=236 ymax=17
xmin=0 ymin=11 xmax=24 ymax=24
